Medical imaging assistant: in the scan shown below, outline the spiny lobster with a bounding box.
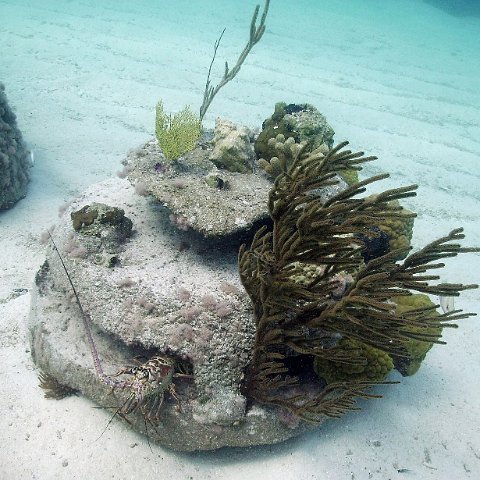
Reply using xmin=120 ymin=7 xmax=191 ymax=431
xmin=47 ymin=232 xmax=180 ymax=429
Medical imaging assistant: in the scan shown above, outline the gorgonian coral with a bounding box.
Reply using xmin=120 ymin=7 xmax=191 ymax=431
xmin=239 ymin=141 xmax=478 ymax=422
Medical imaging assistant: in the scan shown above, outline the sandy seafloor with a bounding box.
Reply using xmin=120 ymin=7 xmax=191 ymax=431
xmin=0 ymin=0 xmax=479 ymax=478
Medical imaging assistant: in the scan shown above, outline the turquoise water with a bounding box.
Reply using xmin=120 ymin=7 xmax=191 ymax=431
xmin=1 ymin=0 xmax=479 ymax=478
xmin=426 ymin=0 xmax=480 ymax=17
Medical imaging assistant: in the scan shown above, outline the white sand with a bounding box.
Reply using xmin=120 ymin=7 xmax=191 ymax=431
xmin=0 ymin=0 xmax=479 ymax=478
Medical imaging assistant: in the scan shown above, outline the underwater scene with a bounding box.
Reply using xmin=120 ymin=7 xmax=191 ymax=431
xmin=1 ymin=0 xmax=479 ymax=478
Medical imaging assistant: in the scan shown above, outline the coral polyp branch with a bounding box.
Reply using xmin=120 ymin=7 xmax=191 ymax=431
xmin=239 ymin=142 xmax=479 ymax=423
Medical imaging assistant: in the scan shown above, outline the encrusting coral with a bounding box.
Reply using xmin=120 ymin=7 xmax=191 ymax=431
xmin=376 ymin=200 xmax=415 ymax=260
xmin=313 ymin=339 xmax=394 ymax=384
xmin=239 ymin=141 xmax=479 ymax=422
xmin=390 ymin=293 xmax=443 ymax=376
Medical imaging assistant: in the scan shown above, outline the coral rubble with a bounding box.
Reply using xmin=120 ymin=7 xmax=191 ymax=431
xmin=209 ymin=118 xmax=255 ymax=173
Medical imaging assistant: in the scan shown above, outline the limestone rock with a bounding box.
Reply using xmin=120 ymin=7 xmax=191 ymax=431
xmin=28 ymin=177 xmax=313 ymax=451
xmin=124 ymin=137 xmax=271 ymax=238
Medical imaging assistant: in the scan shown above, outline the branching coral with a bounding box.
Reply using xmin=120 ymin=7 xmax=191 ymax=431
xmin=199 ymin=0 xmax=270 ymax=121
xmin=254 ymin=102 xmax=335 ymax=167
xmin=239 ymin=141 xmax=479 ymax=422
xmin=258 ymin=134 xmax=308 ymax=177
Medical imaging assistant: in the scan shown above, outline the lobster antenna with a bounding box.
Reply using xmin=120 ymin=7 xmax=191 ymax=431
xmin=47 ymin=231 xmax=116 ymax=387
